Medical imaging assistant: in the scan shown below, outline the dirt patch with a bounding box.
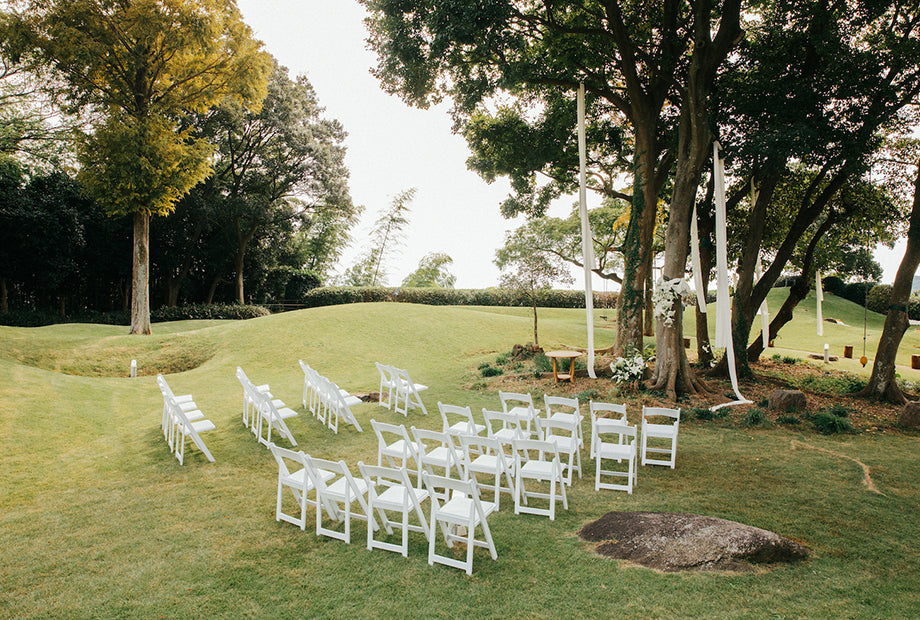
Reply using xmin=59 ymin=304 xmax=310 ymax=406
xmin=579 ymin=511 xmax=809 ymax=572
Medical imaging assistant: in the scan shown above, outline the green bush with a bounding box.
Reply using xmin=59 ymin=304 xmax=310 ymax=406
xmin=741 ymin=407 xmax=771 ymax=428
xmin=0 ymin=308 xmax=129 ymax=327
xmin=824 ymin=403 xmax=852 ymax=418
xmin=480 ymin=364 xmax=503 ymax=377
xmin=866 ymin=284 xmax=893 ymax=315
xmin=777 ymin=414 xmax=801 ymax=425
xmin=841 ymin=281 xmax=877 ymax=306
xmin=533 ymin=354 xmax=554 ymax=373
xmin=151 ymin=303 xmax=270 ymax=322
xmin=687 ymin=406 xmax=727 ymax=421
xmin=811 ymin=410 xmax=854 ymax=435
xmin=910 ymin=295 xmax=920 ymax=321
xmin=299 ymin=286 xmax=614 ymax=309
xmin=822 ymin=275 xmax=846 ymax=296
xmin=576 ymin=389 xmax=599 ymax=402
xmin=796 ymin=373 xmax=866 ymax=395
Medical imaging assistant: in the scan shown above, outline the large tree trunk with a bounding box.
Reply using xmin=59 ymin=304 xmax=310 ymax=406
xmin=858 ymin=163 xmax=920 ymax=404
xmin=234 ymin=220 xmax=257 ymax=304
xmin=1 ymin=277 xmax=7 ymax=313
xmin=130 ymin=210 xmax=152 ymax=335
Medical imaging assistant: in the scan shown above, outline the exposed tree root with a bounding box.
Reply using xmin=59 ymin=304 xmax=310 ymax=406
xmin=790 ymin=440 xmax=884 ymax=496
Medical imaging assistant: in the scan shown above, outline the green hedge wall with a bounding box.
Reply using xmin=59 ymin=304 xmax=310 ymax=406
xmin=296 ymin=287 xmax=616 ymax=310
xmin=0 ymin=303 xmax=270 ymax=327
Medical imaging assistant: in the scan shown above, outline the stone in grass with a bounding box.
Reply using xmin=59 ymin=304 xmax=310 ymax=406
xmin=899 ymin=401 xmax=920 ymax=429
xmin=768 ymin=389 xmax=807 ymax=412
xmin=578 ymin=511 xmax=809 ymax=573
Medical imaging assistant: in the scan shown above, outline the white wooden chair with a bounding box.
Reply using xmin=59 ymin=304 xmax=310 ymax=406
xmin=541 ymin=416 xmax=581 ymax=486
xmin=299 ymin=360 xmax=317 ymax=411
xmin=305 ymin=455 xmax=376 ymax=544
xmin=481 ymin=408 xmax=529 ymax=444
xmin=392 ymin=367 xmax=429 ymax=416
xmin=589 ymin=401 xmax=628 ymax=459
xmin=512 ymin=437 xmax=568 ymax=521
xmin=254 ymin=388 xmax=299 ymax=447
xmin=641 ymin=405 xmax=681 ymax=468
xmin=411 ymin=427 xmax=464 ymax=494
xmin=593 ymin=418 xmax=638 ymax=493
xmin=422 ymin=472 xmax=498 ymax=575
xmin=370 ymin=419 xmax=420 ymax=479
xmin=438 ymin=402 xmax=485 ymax=438
xmin=375 ymin=362 xmax=397 ymax=410
xmin=458 ymin=433 xmax=515 ymax=510
xmin=358 ymin=462 xmax=431 ymax=558
xmin=156 ymin=374 xmax=198 ymax=441
xmin=543 ymin=395 xmax=584 ymax=448
xmin=498 ymin=390 xmax=539 ymax=436
xmin=321 ymin=377 xmax=363 ymax=434
xmin=168 ymin=395 xmax=215 ymax=465
xmin=235 ymin=367 xmax=280 ymax=433
xmin=268 ymin=443 xmax=333 ymax=530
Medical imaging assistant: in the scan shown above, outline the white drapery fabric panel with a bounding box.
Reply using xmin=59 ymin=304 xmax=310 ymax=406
xmin=752 ymin=182 xmax=770 ymax=350
xmin=690 ymin=200 xmax=708 ymax=313
xmin=711 ymin=143 xmax=751 ymax=411
xmin=577 ymin=83 xmax=596 ymax=378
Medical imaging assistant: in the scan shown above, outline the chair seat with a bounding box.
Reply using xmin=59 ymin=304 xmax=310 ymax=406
xmin=325 ymin=476 xmax=370 ymax=501
xmin=182 ymin=419 xmax=216 ymax=435
xmin=375 ymin=485 xmax=429 ymax=511
xmin=469 ymin=453 xmax=513 ymax=474
xmin=283 ymin=467 xmax=334 ymax=488
xmin=448 ymin=421 xmax=485 ymax=436
xmin=597 ymin=443 xmax=636 ymax=460
xmin=520 ymin=460 xmax=556 ymax=479
xmin=644 ymin=422 xmax=678 ymax=437
xmin=381 ymin=439 xmax=415 ymax=459
xmin=423 ymin=445 xmax=459 ymax=468
xmin=343 ymin=395 xmax=362 ymax=407
xmin=276 ymin=406 xmax=299 ymax=420
xmin=438 ymin=493 xmax=497 ymax=525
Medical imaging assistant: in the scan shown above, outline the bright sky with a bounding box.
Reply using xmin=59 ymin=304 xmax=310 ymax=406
xmin=235 ymin=0 xmax=907 ymax=289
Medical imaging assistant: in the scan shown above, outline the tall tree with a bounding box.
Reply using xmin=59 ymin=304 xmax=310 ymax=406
xmin=362 ymin=0 xmax=743 ymax=398
xmin=9 ymin=0 xmax=271 ymax=333
xmin=402 ymin=252 xmax=456 ymax=288
xmin=343 ymin=188 xmax=415 ymax=286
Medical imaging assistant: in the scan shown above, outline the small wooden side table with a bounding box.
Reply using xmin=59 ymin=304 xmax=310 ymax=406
xmin=544 ymin=350 xmax=583 ymax=384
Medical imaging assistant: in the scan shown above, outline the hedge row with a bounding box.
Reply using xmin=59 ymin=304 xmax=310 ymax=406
xmin=296 ymin=286 xmax=617 ymax=310
xmin=0 ymin=303 xmax=270 ymax=327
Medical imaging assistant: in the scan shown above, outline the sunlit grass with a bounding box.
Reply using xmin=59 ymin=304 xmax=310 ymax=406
xmin=1 ymin=302 xmax=918 ymax=618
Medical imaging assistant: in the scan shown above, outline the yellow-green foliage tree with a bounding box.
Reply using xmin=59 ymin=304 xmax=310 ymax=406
xmin=8 ymin=0 xmax=271 ymax=333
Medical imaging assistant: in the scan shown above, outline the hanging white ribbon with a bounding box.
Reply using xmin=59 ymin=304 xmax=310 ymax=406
xmin=711 ymin=142 xmax=751 ymax=411
xmin=690 ymin=201 xmax=708 ymax=313
xmin=577 ymin=82 xmax=596 ymax=378
xmin=816 ymin=270 xmax=824 ymax=336
xmin=752 ymin=182 xmax=770 ymax=349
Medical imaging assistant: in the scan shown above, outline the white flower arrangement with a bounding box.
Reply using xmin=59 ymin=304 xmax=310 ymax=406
xmin=652 ymin=277 xmax=694 ymax=327
xmin=609 ymin=350 xmax=647 ymax=383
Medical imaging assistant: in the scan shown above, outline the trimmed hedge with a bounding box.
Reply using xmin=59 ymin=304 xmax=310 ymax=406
xmin=297 ymin=286 xmax=616 ymax=310
xmin=841 ymin=281 xmax=877 ymax=306
xmin=866 ymin=284 xmax=893 ymax=315
xmin=0 ymin=303 xmax=270 ymax=327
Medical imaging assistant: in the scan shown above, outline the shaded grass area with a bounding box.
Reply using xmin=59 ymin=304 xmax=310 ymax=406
xmin=1 ymin=303 xmax=919 ymax=618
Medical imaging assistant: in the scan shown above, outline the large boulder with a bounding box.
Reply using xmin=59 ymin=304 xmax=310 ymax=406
xmin=579 ymin=511 xmax=809 ymax=572
xmin=899 ymin=401 xmax=920 ymax=429
xmin=768 ymin=389 xmax=807 ymax=412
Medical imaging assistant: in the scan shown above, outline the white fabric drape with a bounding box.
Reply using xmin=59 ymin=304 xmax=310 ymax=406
xmin=690 ymin=201 xmax=708 ymax=313
xmin=711 ymin=142 xmax=750 ymax=411
xmin=816 ymin=270 xmax=824 ymax=336
xmin=577 ymin=83 xmax=596 ymax=378
xmin=752 ymin=182 xmax=770 ymax=350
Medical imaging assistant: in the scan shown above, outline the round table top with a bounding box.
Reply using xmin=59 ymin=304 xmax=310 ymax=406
xmin=543 ymin=350 xmax=583 ymax=358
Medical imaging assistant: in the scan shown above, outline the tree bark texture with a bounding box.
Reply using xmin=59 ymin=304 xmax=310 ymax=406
xmin=130 ymin=210 xmax=152 ymax=335
xmin=858 ymin=163 xmax=920 ymax=404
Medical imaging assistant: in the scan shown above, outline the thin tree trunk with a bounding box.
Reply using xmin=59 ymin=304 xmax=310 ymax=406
xmin=858 ymin=162 xmax=920 ymax=404
xmin=644 ymin=262 xmax=654 ymax=337
xmin=531 ymin=292 xmax=539 ymax=347
xmin=130 ymin=210 xmax=152 ymax=335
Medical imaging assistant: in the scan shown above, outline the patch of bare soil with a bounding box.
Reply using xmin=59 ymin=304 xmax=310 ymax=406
xmin=578 ymin=511 xmax=809 ymax=572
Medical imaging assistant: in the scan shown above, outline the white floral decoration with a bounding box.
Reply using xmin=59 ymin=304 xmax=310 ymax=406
xmin=652 ymin=278 xmax=694 ymax=327
xmin=609 ymin=350 xmax=646 ymax=383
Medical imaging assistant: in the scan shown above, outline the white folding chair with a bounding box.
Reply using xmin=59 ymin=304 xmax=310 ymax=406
xmin=168 ymin=396 xmax=215 ymax=465
xmin=375 ymin=362 xmax=397 ymax=410
xmin=358 ymin=462 xmax=431 ymax=557
xmin=324 ymin=379 xmax=363 ymax=434
xmin=305 ymin=456 xmax=377 ymax=544
xmin=422 ymin=472 xmax=498 ymax=575
xmin=498 ymin=390 xmax=539 ymax=436
xmin=299 ymin=360 xmax=317 ymax=411
xmin=541 ymin=416 xmax=581 ymax=486
xmin=438 ymin=402 xmax=485 ymax=438
xmin=543 ymin=395 xmax=584 ymax=448
xmin=481 ymin=408 xmax=529 ymax=444
xmin=411 ymin=427 xmax=464 ymax=493
xmin=268 ymin=443 xmax=333 ymax=530
xmin=156 ymin=374 xmax=198 ymax=439
xmin=236 ymin=367 xmax=280 ymax=433
xmin=371 ymin=419 xmax=420 ymax=479
xmin=594 ymin=419 xmax=638 ymax=493
xmin=589 ymin=401 xmax=628 ymax=459
xmin=392 ymin=367 xmax=429 ymax=416
xmin=641 ymin=406 xmax=681 ymax=468
xmin=512 ymin=438 xmax=568 ymax=521
xmin=458 ymin=433 xmax=515 ymax=510
xmin=255 ymin=389 xmax=299 ymax=447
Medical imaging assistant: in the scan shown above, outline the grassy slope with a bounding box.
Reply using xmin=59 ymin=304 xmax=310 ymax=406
xmin=0 ymin=302 xmax=918 ymax=618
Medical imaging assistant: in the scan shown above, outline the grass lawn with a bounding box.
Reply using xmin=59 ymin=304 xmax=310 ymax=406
xmin=1 ymin=300 xmax=919 ymax=618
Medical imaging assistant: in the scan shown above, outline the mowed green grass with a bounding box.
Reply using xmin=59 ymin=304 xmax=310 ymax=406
xmin=1 ymin=302 xmax=919 ymax=618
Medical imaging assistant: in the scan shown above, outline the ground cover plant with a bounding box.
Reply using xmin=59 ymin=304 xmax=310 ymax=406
xmin=2 ymin=302 xmax=919 ymax=618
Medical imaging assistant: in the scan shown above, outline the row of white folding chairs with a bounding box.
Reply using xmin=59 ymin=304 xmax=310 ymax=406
xmin=374 ymin=362 xmax=428 ymax=415
xmin=372 ymin=417 xmax=570 ymax=522
xmin=157 ymin=374 xmax=215 ymax=465
xmin=300 ymin=360 xmax=362 ymax=433
xmin=236 ymin=366 xmax=298 ymax=447
xmin=268 ymin=442 xmax=497 ymax=575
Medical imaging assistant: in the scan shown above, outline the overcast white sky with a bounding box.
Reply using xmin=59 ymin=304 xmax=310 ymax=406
xmin=236 ymin=0 xmax=907 ymax=288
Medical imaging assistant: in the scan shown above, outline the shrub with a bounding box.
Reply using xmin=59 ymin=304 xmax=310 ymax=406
xmin=841 ymin=281 xmax=877 ymax=306
xmin=299 ymin=286 xmax=614 ymax=309
xmin=777 ymin=414 xmax=801 ymax=425
xmin=796 ymin=373 xmax=866 ymax=395
xmin=480 ymin=364 xmax=503 ymax=377
xmin=741 ymin=407 xmax=771 ymax=428
xmin=824 ymin=403 xmax=852 ymax=418
xmin=822 ymin=275 xmax=846 ymax=296
xmin=495 ymin=353 xmax=510 ymax=366
xmin=866 ymin=284 xmax=893 ymax=315
xmin=576 ymin=389 xmax=599 ymax=402
xmin=533 ymin=354 xmax=554 ymax=373
xmin=151 ymin=303 xmax=270 ymax=322
xmin=910 ymin=295 xmax=920 ymax=321
xmin=811 ymin=410 xmax=853 ymax=435
xmin=687 ymin=406 xmax=727 ymax=421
